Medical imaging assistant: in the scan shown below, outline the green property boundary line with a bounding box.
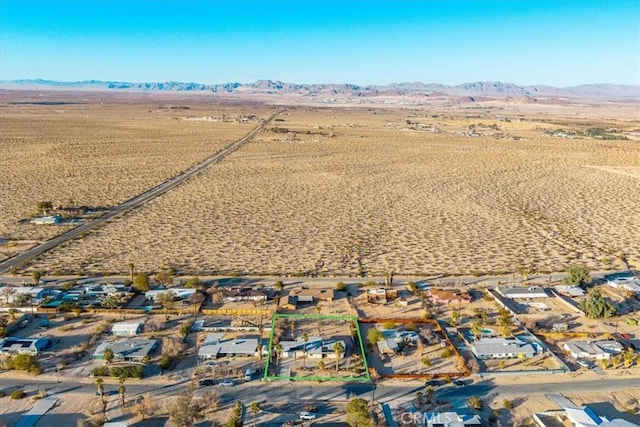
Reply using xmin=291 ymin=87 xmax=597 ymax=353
xmin=263 ymin=313 xmax=371 ymax=382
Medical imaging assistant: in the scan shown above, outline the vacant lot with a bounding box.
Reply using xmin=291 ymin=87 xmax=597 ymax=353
xmin=0 ymin=92 xmax=270 ymax=245
xmin=10 ymin=99 xmax=640 ymax=276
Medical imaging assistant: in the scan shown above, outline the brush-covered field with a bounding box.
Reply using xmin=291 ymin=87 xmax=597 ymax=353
xmin=0 ymin=94 xmax=270 ymax=245
xmin=5 ymin=95 xmax=638 ymax=276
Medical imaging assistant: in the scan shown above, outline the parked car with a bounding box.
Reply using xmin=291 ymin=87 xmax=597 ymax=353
xmin=303 ymin=404 xmax=318 ymax=413
xmin=299 ymin=412 xmax=317 ymax=421
xmin=219 ymin=379 xmax=234 ymax=387
xmin=425 ymin=379 xmax=442 ymax=388
xmin=453 ymin=379 xmax=466 ymax=387
xmin=199 ymin=379 xmax=214 ymax=387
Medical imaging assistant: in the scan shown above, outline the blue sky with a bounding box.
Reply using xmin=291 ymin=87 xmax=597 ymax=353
xmin=1 ymin=0 xmax=638 ymax=86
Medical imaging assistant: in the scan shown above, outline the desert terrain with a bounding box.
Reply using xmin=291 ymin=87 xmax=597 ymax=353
xmin=4 ymin=94 xmax=635 ymax=278
xmin=0 ymin=91 xmax=273 ymax=246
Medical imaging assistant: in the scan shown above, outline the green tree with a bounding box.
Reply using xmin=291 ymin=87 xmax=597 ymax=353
xmin=31 ymin=270 xmax=42 ymax=285
xmin=468 ymin=396 xmax=483 ymax=410
xmin=37 ymin=201 xmax=53 ymax=216
xmin=133 ymin=273 xmax=150 ymax=292
xmin=10 ymin=353 xmax=41 ymax=374
xmin=103 ymin=348 xmax=115 ymax=364
xmin=578 ymin=288 xmax=617 ymax=319
xmin=471 ymin=320 xmax=482 ymax=341
xmin=367 ymin=327 xmax=384 ymax=347
xmin=249 ymin=401 xmax=260 ymax=427
xmin=274 ymin=280 xmax=284 ymax=291
xmin=502 ymin=399 xmax=514 ymax=410
xmin=225 ymin=401 xmax=243 ymax=427
xmin=333 ymin=341 xmax=345 ymax=372
xmin=102 ymin=295 xmax=119 ymax=310
xmin=345 ymin=398 xmax=371 ymax=427
xmin=623 ymin=348 xmax=635 ymax=368
xmin=564 ymin=263 xmax=592 ymax=286
xmin=184 ymin=276 xmax=202 ymax=289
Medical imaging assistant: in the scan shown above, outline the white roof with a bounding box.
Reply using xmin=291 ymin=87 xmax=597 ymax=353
xmin=497 ymin=286 xmax=548 ymax=298
xmin=564 ymin=406 xmax=606 ymax=427
xmin=111 ymin=322 xmax=142 ymax=333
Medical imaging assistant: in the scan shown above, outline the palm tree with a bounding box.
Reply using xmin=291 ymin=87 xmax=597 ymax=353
xmin=275 ymin=343 xmax=283 ymax=366
xmin=333 ymin=341 xmax=344 ymax=372
xmin=301 ymin=333 xmax=309 ymax=368
xmin=289 ymin=320 xmax=296 ymax=339
xmin=103 ymin=348 xmax=115 ymax=364
xmin=95 ymin=377 xmax=105 ymax=406
xmin=118 ymin=375 xmax=126 ymax=408
xmin=256 ymin=343 xmax=263 ymax=362
xmin=249 ymin=402 xmax=260 ymax=427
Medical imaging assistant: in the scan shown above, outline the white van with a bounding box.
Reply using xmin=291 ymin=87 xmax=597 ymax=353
xmin=244 ymin=368 xmax=252 ymax=381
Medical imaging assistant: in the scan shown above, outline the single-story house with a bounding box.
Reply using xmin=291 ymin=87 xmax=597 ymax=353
xmin=145 ymin=288 xmax=196 ymax=302
xmin=111 ymin=322 xmax=144 ymax=337
xmin=607 ymin=276 xmax=640 ymax=295
xmin=427 ymin=289 xmax=472 ymax=305
xmin=497 ymin=286 xmax=548 ymax=299
xmin=0 ymin=286 xmax=58 ymax=305
xmin=221 ymin=287 xmax=268 ymax=304
xmin=85 ymin=284 xmax=132 ymax=297
xmin=276 ymin=336 xmax=345 ymax=359
xmin=470 ymin=337 xmax=539 ymax=360
xmin=33 ymin=215 xmax=62 ymax=225
xmin=93 ymin=338 xmax=157 ymax=362
xmin=554 ymin=285 xmax=586 ymax=298
xmin=562 ymin=340 xmax=623 ymax=361
xmin=198 ymin=333 xmax=260 ymax=359
xmin=0 ymin=337 xmax=50 ymax=355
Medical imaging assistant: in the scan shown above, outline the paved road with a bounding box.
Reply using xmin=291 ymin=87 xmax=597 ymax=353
xmin=0 ymin=112 xmax=281 ymax=275
xmin=2 ymin=375 xmax=636 ymax=406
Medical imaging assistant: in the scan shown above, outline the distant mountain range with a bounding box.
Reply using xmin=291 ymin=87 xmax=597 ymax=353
xmin=1 ymin=78 xmax=638 ymax=101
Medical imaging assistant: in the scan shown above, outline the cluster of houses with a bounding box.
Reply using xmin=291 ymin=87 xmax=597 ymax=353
xmin=196 ymin=332 xmax=346 ymax=361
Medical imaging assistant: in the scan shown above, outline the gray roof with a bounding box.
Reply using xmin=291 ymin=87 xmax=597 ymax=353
xmin=93 ymin=338 xmax=157 ymax=359
xmin=471 ymin=337 xmax=537 ymax=358
xmin=199 ymin=334 xmax=259 ymax=358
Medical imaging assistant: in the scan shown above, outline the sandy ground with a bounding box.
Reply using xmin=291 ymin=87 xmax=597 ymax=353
xmin=0 ymin=96 xmax=273 ymax=246
xmin=19 ymin=103 xmax=639 ymax=277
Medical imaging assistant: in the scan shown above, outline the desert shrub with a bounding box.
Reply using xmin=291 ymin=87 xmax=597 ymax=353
xmin=110 ymin=365 xmax=143 ymax=379
xmin=10 ymin=389 xmax=26 ymax=399
xmin=159 ymin=355 xmax=173 ymax=371
xmin=0 ymin=390 xmax=6 ymax=397
xmin=336 ymin=282 xmax=347 ymax=291
xmin=10 ymin=354 xmax=41 ymax=374
xmin=441 ymin=348 xmax=453 ymax=358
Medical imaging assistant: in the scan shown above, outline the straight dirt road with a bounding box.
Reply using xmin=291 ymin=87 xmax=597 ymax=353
xmin=0 ymin=110 xmax=282 ymax=275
